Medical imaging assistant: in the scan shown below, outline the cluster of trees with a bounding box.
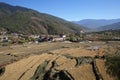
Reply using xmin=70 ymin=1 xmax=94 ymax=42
xmin=87 ymin=29 xmax=120 ymax=41
xmin=0 ymin=35 xmax=37 ymax=46
xmin=105 ymin=50 xmax=120 ymax=80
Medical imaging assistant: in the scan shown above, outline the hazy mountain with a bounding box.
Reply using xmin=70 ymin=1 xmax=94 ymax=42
xmin=97 ymin=22 xmax=120 ymax=31
xmin=0 ymin=2 xmax=85 ymax=34
xmin=73 ymin=19 xmax=120 ymax=29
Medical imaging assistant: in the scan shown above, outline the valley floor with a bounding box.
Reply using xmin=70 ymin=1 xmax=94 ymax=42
xmin=0 ymin=41 xmax=119 ymax=80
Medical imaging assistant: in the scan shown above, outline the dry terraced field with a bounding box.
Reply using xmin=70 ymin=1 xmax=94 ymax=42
xmin=0 ymin=41 xmax=119 ymax=80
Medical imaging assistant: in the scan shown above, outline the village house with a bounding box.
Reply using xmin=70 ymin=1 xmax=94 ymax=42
xmin=52 ymin=34 xmax=67 ymax=42
xmin=80 ymin=30 xmax=85 ymax=34
xmin=0 ymin=35 xmax=8 ymax=42
xmin=38 ymin=34 xmax=67 ymax=42
xmin=29 ymin=35 xmax=40 ymax=39
xmin=0 ymin=31 xmax=7 ymax=35
xmin=112 ymin=37 xmax=120 ymax=40
xmin=10 ymin=33 xmax=19 ymax=38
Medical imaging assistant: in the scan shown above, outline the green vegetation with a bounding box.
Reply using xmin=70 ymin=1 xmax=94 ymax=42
xmin=97 ymin=30 xmax=120 ymax=37
xmin=67 ymin=34 xmax=81 ymax=42
xmin=0 ymin=3 xmax=85 ymax=35
xmin=30 ymin=61 xmax=49 ymax=80
xmin=0 ymin=67 xmax=5 ymax=76
xmin=105 ymin=51 xmax=120 ymax=80
xmin=87 ymin=29 xmax=120 ymax=40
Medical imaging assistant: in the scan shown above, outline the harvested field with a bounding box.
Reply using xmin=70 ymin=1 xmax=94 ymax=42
xmin=68 ymin=64 xmax=95 ymax=80
xmin=0 ymin=54 xmax=57 ymax=80
xmin=96 ymin=59 xmax=115 ymax=80
xmin=0 ymin=42 xmax=82 ymax=66
xmin=51 ymin=48 xmax=98 ymax=57
xmin=0 ymin=41 xmax=118 ymax=80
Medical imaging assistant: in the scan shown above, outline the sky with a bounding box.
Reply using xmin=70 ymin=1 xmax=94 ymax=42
xmin=0 ymin=0 xmax=120 ymax=21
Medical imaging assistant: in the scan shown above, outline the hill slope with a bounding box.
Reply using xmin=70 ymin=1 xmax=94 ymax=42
xmin=0 ymin=2 xmax=85 ymax=34
xmin=73 ymin=19 xmax=120 ymax=29
xmin=97 ymin=22 xmax=120 ymax=31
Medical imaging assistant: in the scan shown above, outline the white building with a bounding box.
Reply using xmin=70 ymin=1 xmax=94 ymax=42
xmin=0 ymin=35 xmax=8 ymax=42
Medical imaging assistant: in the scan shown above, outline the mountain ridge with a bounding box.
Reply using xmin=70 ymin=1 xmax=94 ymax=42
xmin=73 ymin=19 xmax=120 ymax=29
xmin=97 ymin=22 xmax=120 ymax=31
xmin=0 ymin=2 xmax=85 ymax=34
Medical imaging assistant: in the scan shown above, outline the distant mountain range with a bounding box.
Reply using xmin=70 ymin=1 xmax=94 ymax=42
xmin=73 ymin=19 xmax=120 ymax=31
xmin=98 ymin=22 xmax=120 ymax=31
xmin=0 ymin=2 xmax=86 ymax=34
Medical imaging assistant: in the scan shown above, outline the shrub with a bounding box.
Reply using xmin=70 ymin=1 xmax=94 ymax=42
xmin=105 ymin=54 xmax=120 ymax=80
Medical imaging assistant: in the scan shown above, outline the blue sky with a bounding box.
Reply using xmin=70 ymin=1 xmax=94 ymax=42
xmin=0 ymin=0 xmax=120 ymax=21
